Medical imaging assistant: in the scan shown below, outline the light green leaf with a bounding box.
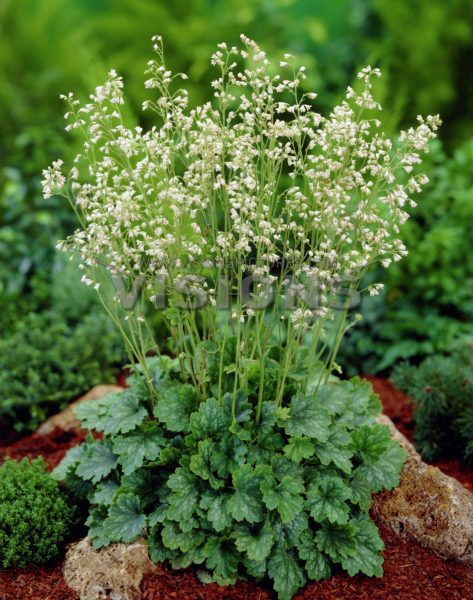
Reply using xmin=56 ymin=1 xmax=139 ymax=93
xmin=113 ymin=423 xmax=165 ymax=475
xmin=355 ymin=442 xmax=406 ymax=492
xmin=74 ymin=394 xmax=117 ymax=432
xmin=104 ymin=494 xmax=146 ymax=543
xmin=52 ymin=443 xmax=87 ymax=480
xmin=312 ymin=426 xmax=353 ymax=474
xmin=102 ymin=390 xmax=148 ymax=435
xmin=261 ymin=474 xmax=304 ymax=523
xmin=166 ymin=467 xmax=199 ymax=521
xmin=154 ymin=381 xmax=197 ymax=432
xmin=190 ymin=397 xmax=229 ymax=439
xmin=203 ymin=538 xmax=239 ymax=586
xmin=223 ymin=390 xmax=252 ymax=423
xmin=341 ymin=517 xmax=384 ymax=577
xmin=350 ymin=473 xmax=372 ymax=512
xmin=232 ymin=520 xmax=274 ymax=561
xmin=199 ymin=491 xmax=233 ymax=532
xmin=284 ymin=393 xmax=330 ymax=441
xmin=148 ymin=526 xmax=177 ymax=563
xmin=162 ymin=521 xmax=205 ymax=552
xmin=93 ymin=479 xmax=120 ymax=506
xmin=315 ymin=522 xmax=356 ymax=562
xmin=268 ymin=543 xmax=306 ymax=600
xmin=283 ymin=437 xmax=315 ymax=463
xmin=306 ymin=475 xmax=351 ymax=524
xmin=76 ymin=441 xmax=118 ymax=484
xmin=190 ymin=438 xmax=224 ymax=489
xmin=297 ymin=530 xmax=332 ymax=581
xmin=210 ymin=435 xmax=247 ymax=478
xmin=228 ymin=464 xmax=264 ymax=523
xmin=352 ymin=424 xmax=391 ymax=464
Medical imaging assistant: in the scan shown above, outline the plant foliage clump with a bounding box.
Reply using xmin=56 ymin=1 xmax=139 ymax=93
xmin=0 ymin=457 xmax=77 ymax=568
xmin=391 ymin=345 xmax=473 ymax=463
xmin=0 ymin=308 xmax=126 ymax=432
xmin=56 ymin=357 xmax=405 ymax=600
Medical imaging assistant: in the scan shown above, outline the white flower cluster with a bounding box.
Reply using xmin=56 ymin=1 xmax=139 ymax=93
xmin=44 ymin=36 xmax=440 ymax=326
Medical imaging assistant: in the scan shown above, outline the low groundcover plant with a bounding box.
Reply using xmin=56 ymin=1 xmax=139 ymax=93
xmin=48 ymin=36 xmax=439 ymax=599
xmin=0 ymin=457 xmax=78 ymax=568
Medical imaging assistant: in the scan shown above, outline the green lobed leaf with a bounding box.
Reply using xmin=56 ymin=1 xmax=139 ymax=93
xmin=306 ymin=475 xmax=351 ymax=524
xmin=268 ymin=542 xmax=306 ymax=600
xmin=232 ymin=520 xmax=274 ymax=562
xmin=166 ymin=467 xmax=200 ymax=521
xmin=113 ymin=422 xmax=166 ymax=475
xmin=260 ymin=473 xmax=304 ymax=524
xmin=297 ymin=529 xmax=332 ymax=581
xmin=103 ymin=494 xmax=147 ymax=543
xmin=75 ymin=441 xmax=118 ymax=484
xmin=190 ymin=397 xmax=229 ymax=439
xmin=223 ymin=390 xmax=252 ymax=423
xmin=190 ymin=438 xmax=225 ymax=489
xmin=162 ymin=521 xmax=205 ymax=552
xmin=93 ymin=479 xmax=120 ymax=506
xmin=355 ymin=441 xmax=406 ymax=493
xmin=340 ymin=517 xmax=384 ymax=577
xmin=74 ymin=393 xmax=118 ymax=432
xmin=283 ymin=436 xmax=315 ymax=463
xmin=202 ymin=538 xmax=240 ymax=586
xmin=284 ymin=393 xmax=331 ymax=441
xmin=312 ymin=425 xmax=354 ymax=474
xmin=52 ymin=443 xmax=88 ymax=481
xmin=148 ymin=525 xmax=178 ymax=563
xmin=349 ymin=473 xmax=373 ymax=512
xmin=351 ymin=424 xmax=391 ymax=464
xmin=315 ymin=522 xmax=356 ymax=563
xmin=228 ymin=464 xmax=264 ymax=524
xmin=102 ymin=390 xmax=148 ymax=435
xmin=210 ymin=434 xmax=247 ymax=478
xmin=154 ymin=381 xmax=198 ymax=433
xmin=199 ymin=491 xmax=233 ymax=532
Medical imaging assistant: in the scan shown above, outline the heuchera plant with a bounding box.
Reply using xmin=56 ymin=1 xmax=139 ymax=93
xmin=48 ymin=36 xmax=439 ymax=599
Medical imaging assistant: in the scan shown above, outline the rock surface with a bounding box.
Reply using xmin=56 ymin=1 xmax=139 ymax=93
xmin=374 ymin=414 xmax=473 ymax=566
xmin=37 ymin=385 xmax=123 ymax=435
xmin=63 ymin=537 xmax=155 ymax=600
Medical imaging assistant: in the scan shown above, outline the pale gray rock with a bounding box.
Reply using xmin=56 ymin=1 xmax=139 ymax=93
xmin=63 ymin=537 xmax=155 ymax=600
xmin=374 ymin=414 xmax=473 ymax=565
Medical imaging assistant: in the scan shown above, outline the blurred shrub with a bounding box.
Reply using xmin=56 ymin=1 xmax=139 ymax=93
xmin=370 ymin=0 xmax=473 ymax=145
xmin=339 ymin=139 xmax=473 ymax=375
xmin=0 ymin=310 xmax=126 ymax=432
xmin=0 ymin=258 xmax=127 ymax=432
xmin=0 ymin=457 xmax=78 ymax=568
xmin=391 ymin=343 xmax=473 ymax=463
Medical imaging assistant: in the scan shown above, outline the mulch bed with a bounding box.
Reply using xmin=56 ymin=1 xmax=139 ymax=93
xmin=0 ymin=380 xmax=472 ymax=600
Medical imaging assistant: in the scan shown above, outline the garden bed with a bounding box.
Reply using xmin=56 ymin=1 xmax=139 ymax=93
xmin=0 ymin=380 xmax=471 ymax=600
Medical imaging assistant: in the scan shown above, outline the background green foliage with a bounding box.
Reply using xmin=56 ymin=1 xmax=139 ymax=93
xmin=1 ymin=0 xmax=473 ymax=431
xmin=391 ymin=344 xmax=473 ymax=464
xmin=0 ymin=457 xmax=78 ymax=568
xmin=339 ymin=139 xmax=473 ymax=375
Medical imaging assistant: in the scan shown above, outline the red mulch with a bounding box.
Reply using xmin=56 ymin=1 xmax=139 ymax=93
xmin=0 ymin=381 xmax=471 ymax=600
xmin=0 ymin=427 xmax=87 ymax=471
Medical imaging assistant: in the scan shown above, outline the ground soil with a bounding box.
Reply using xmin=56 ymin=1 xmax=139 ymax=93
xmin=0 ymin=380 xmax=472 ymax=600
